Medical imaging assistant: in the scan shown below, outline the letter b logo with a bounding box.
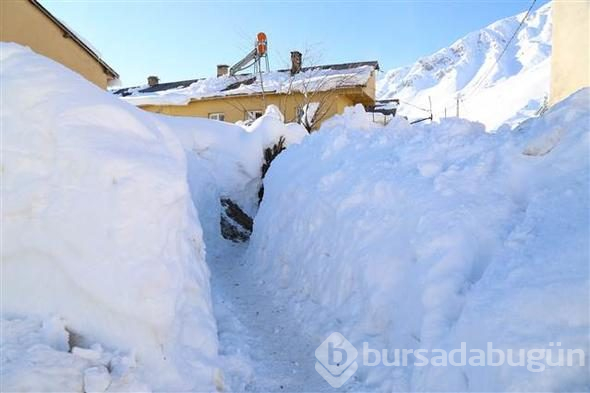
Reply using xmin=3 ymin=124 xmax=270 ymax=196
xmin=315 ymin=332 xmax=358 ymax=388
xmin=328 ymin=342 xmax=348 ymax=365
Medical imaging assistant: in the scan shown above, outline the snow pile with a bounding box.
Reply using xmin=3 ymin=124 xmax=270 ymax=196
xmin=161 ymin=104 xmax=307 ymax=217
xmin=320 ymin=103 xmax=380 ymax=131
xmin=246 ymin=89 xmax=589 ymax=390
xmin=1 ymin=43 xmax=218 ymax=391
xmin=1 ymin=317 xmax=147 ymax=391
xmin=116 ymin=65 xmax=375 ymax=107
xmin=378 ymin=3 xmax=552 ymax=130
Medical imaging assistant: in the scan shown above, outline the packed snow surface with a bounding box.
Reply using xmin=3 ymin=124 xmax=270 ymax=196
xmin=378 ymin=3 xmax=552 ymax=130
xmin=0 ymin=43 xmax=219 ymax=391
xmin=246 ymin=90 xmax=590 ymax=391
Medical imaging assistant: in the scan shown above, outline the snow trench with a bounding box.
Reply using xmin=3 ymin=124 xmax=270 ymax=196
xmin=218 ymin=93 xmax=589 ymax=391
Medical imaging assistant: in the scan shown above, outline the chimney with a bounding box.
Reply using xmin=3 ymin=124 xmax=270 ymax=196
xmin=147 ymin=75 xmax=159 ymax=87
xmin=217 ymin=64 xmax=229 ymax=77
xmin=290 ymin=51 xmax=302 ymax=75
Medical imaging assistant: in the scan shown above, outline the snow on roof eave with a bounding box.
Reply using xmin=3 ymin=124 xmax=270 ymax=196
xmin=29 ymin=0 xmax=119 ymax=79
xmin=118 ymin=65 xmax=374 ymax=107
xmin=117 ymin=62 xmax=374 ymax=96
xmin=183 ymin=82 xmax=371 ymax=103
xmin=122 ymin=82 xmax=371 ymax=107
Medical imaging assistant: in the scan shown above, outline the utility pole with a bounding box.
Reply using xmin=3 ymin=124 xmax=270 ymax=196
xmin=456 ymin=94 xmax=462 ymax=118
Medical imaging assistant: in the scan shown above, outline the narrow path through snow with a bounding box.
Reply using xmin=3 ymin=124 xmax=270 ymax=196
xmin=209 ymin=239 xmax=331 ymax=392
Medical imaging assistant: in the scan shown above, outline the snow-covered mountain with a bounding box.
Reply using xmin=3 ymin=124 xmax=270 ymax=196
xmin=378 ymin=2 xmax=552 ymax=130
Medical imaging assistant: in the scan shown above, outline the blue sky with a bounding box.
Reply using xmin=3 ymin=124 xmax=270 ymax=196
xmin=40 ymin=0 xmax=549 ymax=87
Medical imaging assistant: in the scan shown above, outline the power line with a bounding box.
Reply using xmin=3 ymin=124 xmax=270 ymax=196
xmin=397 ymin=99 xmax=431 ymax=113
xmin=398 ymin=0 xmax=538 ymax=120
xmin=463 ymin=0 xmax=538 ymax=101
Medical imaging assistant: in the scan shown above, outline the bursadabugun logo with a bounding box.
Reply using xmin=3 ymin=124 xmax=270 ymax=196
xmin=314 ymin=332 xmax=358 ymax=387
xmin=315 ymin=332 xmax=587 ymax=388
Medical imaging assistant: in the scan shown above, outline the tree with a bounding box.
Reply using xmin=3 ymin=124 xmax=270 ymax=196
xmin=224 ymin=47 xmax=370 ymax=131
xmin=276 ymin=48 xmax=368 ymax=132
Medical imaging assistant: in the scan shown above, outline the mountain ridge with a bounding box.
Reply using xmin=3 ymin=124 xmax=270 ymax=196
xmin=377 ymin=2 xmax=552 ymax=130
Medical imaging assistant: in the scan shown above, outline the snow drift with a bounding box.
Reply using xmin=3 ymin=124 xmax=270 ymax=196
xmin=378 ymin=3 xmax=552 ymax=130
xmin=246 ymin=89 xmax=590 ymax=391
xmin=0 ymin=43 xmax=218 ymax=391
xmin=161 ymin=105 xmax=307 ymax=219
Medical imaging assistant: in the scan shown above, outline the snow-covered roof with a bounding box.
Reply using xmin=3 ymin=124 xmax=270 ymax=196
xmin=113 ymin=61 xmax=379 ymax=106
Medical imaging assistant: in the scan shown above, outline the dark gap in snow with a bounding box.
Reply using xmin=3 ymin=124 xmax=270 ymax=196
xmin=220 ymin=198 xmax=253 ymax=242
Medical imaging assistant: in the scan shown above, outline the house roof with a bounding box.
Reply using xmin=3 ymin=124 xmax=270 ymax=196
xmin=113 ymin=61 xmax=380 ymax=107
xmin=278 ymin=61 xmax=380 ymax=73
xmin=29 ymin=0 xmax=119 ymax=80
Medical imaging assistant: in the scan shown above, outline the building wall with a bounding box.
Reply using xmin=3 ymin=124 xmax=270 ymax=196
xmin=140 ymin=90 xmax=363 ymax=129
xmin=550 ymin=0 xmax=590 ymax=105
xmin=1 ymin=0 xmax=112 ymax=89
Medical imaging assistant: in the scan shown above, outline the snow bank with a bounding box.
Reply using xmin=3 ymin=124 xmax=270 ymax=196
xmin=160 ymin=104 xmax=307 ymax=217
xmin=246 ymin=90 xmax=589 ymax=390
xmin=1 ymin=43 xmax=218 ymax=391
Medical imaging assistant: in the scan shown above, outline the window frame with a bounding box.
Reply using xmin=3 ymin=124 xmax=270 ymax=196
xmin=208 ymin=112 xmax=225 ymax=121
xmin=245 ymin=110 xmax=263 ymax=121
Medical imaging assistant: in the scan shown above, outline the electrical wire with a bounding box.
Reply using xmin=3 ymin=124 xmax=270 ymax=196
xmin=394 ymin=0 xmax=538 ymax=120
xmin=397 ymin=99 xmax=431 ymax=114
xmin=463 ymin=0 xmax=538 ymax=101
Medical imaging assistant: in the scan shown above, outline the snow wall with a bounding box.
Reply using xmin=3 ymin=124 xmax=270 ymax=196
xmin=246 ymin=94 xmax=590 ymax=391
xmin=0 ymin=43 xmax=218 ymax=391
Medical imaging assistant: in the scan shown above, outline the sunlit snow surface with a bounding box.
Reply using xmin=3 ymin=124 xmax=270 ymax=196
xmin=247 ymin=93 xmax=590 ymax=391
xmin=0 ymin=42 xmax=217 ymax=391
xmin=378 ymin=3 xmax=552 ymax=130
xmin=2 ymin=2 xmax=589 ymax=390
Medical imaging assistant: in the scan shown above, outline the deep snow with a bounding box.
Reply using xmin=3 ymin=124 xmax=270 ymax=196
xmin=163 ymin=105 xmax=306 ymax=217
xmin=1 ymin=43 xmax=307 ymax=392
xmin=246 ymin=90 xmax=590 ymax=391
xmin=1 ymin=317 xmax=148 ymax=391
xmin=159 ymin=106 xmax=310 ymax=392
xmin=2 ymin=7 xmax=589 ymax=391
xmin=1 ymin=43 xmax=219 ymax=391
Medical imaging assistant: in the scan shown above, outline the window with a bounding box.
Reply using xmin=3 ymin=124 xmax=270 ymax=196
xmin=296 ymin=106 xmax=305 ymax=123
xmin=245 ymin=110 xmax=263 ymax=121
xmin=208 ymin=112 xmax=225 ymax=121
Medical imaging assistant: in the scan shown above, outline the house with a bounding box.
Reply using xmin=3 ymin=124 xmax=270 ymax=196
xmin=114 ymin=52 xmax=379 ymax=130
xmin=1 ymin=0 xmax=118 ymax=89
xmin=550 ymin=0 xmax=589 ymax=105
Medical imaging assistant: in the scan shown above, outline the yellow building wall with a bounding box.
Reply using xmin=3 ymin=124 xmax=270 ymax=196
xmin=362 ymin=72 xmax=377 ymax=102
xmin=550 ymin=0 xmax=590 ymax=105
xmin=1 ymin=0 xmax=112 ymax=89
xmin=140 ymin=91 xmax=361 ymax=129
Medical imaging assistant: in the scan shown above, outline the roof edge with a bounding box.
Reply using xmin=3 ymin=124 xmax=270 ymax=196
xmin=115 ymin=60 xmax=379 ymax=93
xmin=29 ymin=0 xmax=119 ymax=79
xmin=276 ymin=60 xmax=380 ymax=73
